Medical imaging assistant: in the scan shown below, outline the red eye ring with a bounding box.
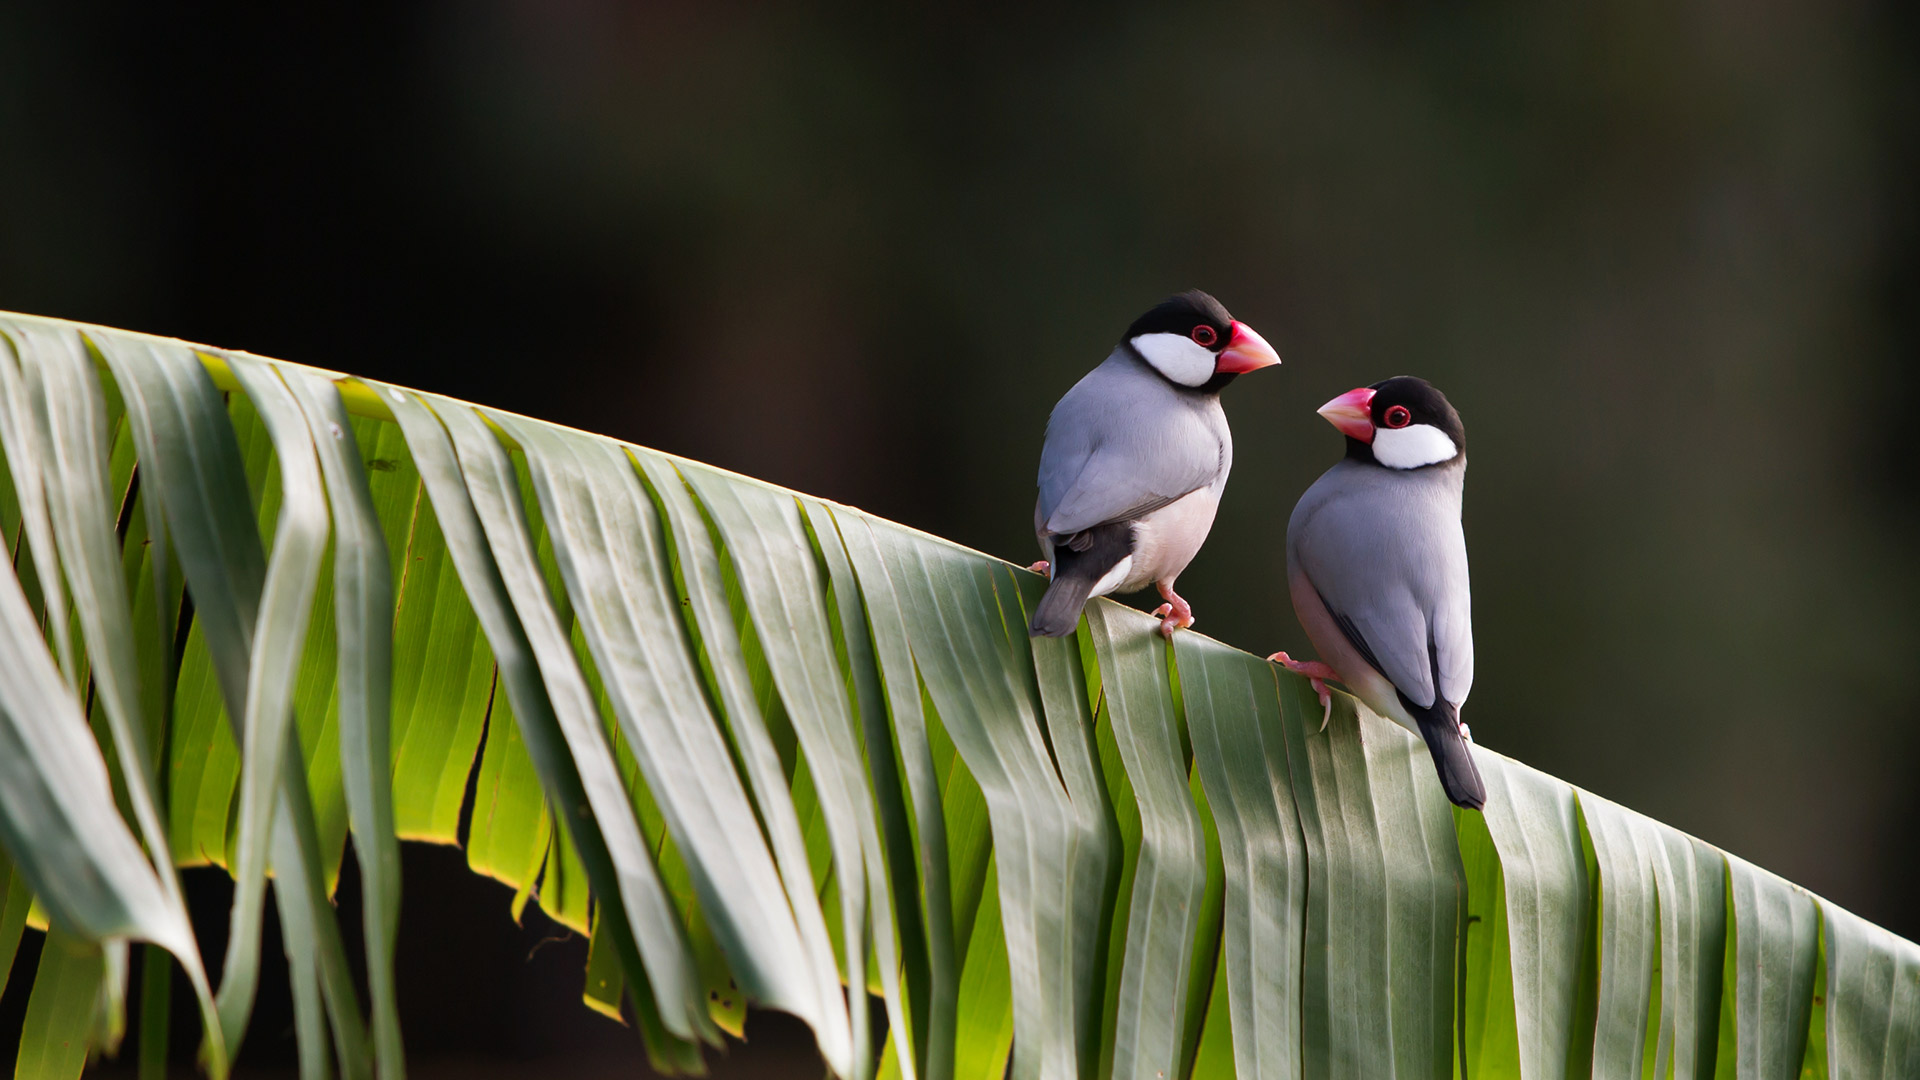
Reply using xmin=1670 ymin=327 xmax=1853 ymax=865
xmin=1190 ymin=325 xmax=1218 ymax=347
xmin=1383 ymin=405 xmax=1412 ymax=429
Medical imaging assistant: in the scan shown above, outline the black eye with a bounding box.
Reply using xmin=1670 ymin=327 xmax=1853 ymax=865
xmin=1190 ymin=325 xmax=1218 ymax=347
xmin=1383 ymin=405 xmax=1412 ymax=429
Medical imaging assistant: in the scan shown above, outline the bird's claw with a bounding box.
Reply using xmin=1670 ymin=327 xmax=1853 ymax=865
xmin=1150 ymin=602 xmax=1195 ymax=638
xmin=1151 ymin=583 xmax=1195 ymax=638
xmin=1267 ymin=651 xmax=1338 ymax=730
xmin=1026 ymin=560 xmax=1051 ymax=577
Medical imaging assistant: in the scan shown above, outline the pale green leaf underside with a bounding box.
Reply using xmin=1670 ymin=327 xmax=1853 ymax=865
xmin=0 ymin=311 xmax=1912 ymax=1080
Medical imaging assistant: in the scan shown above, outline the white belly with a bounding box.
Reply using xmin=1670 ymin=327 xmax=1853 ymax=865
xmin=1099 ymin=487 xmax=1221 ymax=596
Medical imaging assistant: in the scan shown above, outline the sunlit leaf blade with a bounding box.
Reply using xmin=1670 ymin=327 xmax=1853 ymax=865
xmin=1177 ymin=756 xmax=1227 ymax=1080
xmin=1176 ymin=635 xmax=1306 ymax=1079
xmin=634 ymin=448 xmax=851 ymax=1068
xmin=821 ymin=507 xmax=956 ymax=1076
xmin=103 ymin=336 xmax=363 ymax=1070
xmin=0 ymin=314 xmax=1916 ymax=1080
xmin=4 ymin=323 xmax=228 ymax=1076
xmin=380 ymin=457 xmax=494 ymax=844
xmin=207 ymin=356 xmax=335 ymax=1054
xmin=464 ymin=682 xmax=550 ymax=916
xmin=537 ymin=810 xmax=592 ymax=935
xmin=16 ymin=929 xmax=105 ymax=1080
xmin=0 ymin=326 xmax=76 ymax=685
xmin=847 ymin=512 xmax=1101 ymax=1080
xmin=1083 ymin=602 xmax=1207 ymax=1080
xmin=1274 ymin=677 xmax=1393 ymax=1079
xmin=1362 ymin=708 xmax=1463 ymax=1080
xmin=676 ymin=460 xmax=880 ymax=1079
xmin=583 ymin=900 xmax=629 ymax=1022
xmin=953 ymin=857 xmax=1014 ymax=1080
xmin=1821 ymin=900 xmax=1920 ymax=1077
xmin=494 ymin=416 xmax=827 ymax=1041
xmin=1579 ymin=791 xmax=1660 ymax=1077
xmin=1471 ymin=750 xmax=1591 ymax=1079
xmin=1455 ymin=801 xmax=1519 ymax=1078
xmin=1719 ymin=852 xmax=1820 ymax=1078
xmin=1006 ymin=566 xmax=1118 ymax=1080
xmin=0 ymin=477 xmax=198 ymax=1014
xmin=802 ymin=498 xmax=917 ymax=1078
xmin=285 ymin=370 xmax=406 ymax=1078
xmin=388 ymin=387 xmax=713 ymax=1050
xmin=10 ymin=326 xmax=170 ymax=860
xmin=164 ymin=623 xmax=238 ymax=867
xmin=2 ymin=851 xmax=31 ymax=995
xmin=1644 ymin=817 xmax=1727 ymax=1079
xmin=1188 ymin=930 xmax=1235 ymax=1080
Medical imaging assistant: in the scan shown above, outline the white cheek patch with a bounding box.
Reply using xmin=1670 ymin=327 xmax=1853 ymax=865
xmin=1090 ymin=555 xmax=1134 ymax=598
xmin=1371 ymin=423 xmax=1458 ymax=469
xmin=1130 ymin=332 xmax=1216 ymax=387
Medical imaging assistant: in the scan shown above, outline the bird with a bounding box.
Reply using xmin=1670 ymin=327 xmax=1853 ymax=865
xmin=1270 ymin=376 xmax=1487 ymax=810
xmin=1027 ymin=290 xmax=1281 ymax=638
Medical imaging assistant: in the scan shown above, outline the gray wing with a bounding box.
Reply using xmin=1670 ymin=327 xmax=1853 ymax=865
xmin=1038 ymin=354 xmax=1228 ymax=537
xmin=1287 ymin=464 xmax=1473 ymax=708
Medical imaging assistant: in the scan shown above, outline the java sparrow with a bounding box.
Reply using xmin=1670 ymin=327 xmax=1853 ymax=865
xmin=1271 ymin=376 xmax=1487 ymax=810
xmin=1028 ymin=290 xmax=1281 ymax=638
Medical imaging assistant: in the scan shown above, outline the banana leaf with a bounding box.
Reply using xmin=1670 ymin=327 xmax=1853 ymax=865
xmin=0 ymin=311 xmax=1913 ymax=1080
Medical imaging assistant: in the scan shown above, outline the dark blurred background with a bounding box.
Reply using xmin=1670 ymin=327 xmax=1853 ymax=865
xmin=1 ymin=0 xmax=1915 ymax=1073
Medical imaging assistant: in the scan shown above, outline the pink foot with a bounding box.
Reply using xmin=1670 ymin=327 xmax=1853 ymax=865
xmin=1026 ymin=560 xmax=1050 ymax=577
xmin=1267 ymin=651 xmax=1337 ymax=731
xmin=1150 ymin=582 xmax=1195 ymax=638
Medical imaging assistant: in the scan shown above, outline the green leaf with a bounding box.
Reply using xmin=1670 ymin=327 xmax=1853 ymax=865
xmin=283 ymin=371 xmax=405 ymax=1077
xmin=1279 ymin=680 xmax=1405 ymax=1078
xmin=1718 ymin=852 xmax=1820 ymax=1078
xmin=381 ymin=458 xmax=494 ymax=845
xmin=1 ymin=312 xmax=1915 ymax=1080
xmin=953 ymin=857 xmax=1014 ymax=1080
xmin=465 ymin=679 xmax=552 ymax=912
xmin=211 ymin=354 xmax=368 ymax=1071
xmin=1 ymin=850 xmax=31 ymax=997
xmin=1820 ymin=899 xmax=1920 ymax=1077
xmin=384 ymin=387 xmax=712 ymax=1054
xmin=1188 ymin=928 xmax=1236 ymax=1080
xmin=1176 ymin=635 xmax=1306 ymax=1078
xmin=802 ymin=499 xmax=917 ymax=1072
xmin=16 ymin=929 xmax=105 ymax=1080
xmin=1579 ymin=790 xmax=1660 ymax=1076
xmin=676 ymin=460 xmax=884 ymax=1079
xmin=0 ymin=443 xmax=195 ymax=952
xmin=0 ymin=325 xmax=77 ymax=686
xmin=828 ymin=509 xmax=970 ymax=1080
xmin=633 ymin=449 xmax=851 ymax=1068
xmin=849 ymin=512 xmax=1111 ymax=1080
xmin=1473 ymin=750 xmax=1593 ymax=1079
xmin=1083 ymin=602 xmax=1208 ymax=1080
xmin=497 ymin=415 xmax=829 ymax=1044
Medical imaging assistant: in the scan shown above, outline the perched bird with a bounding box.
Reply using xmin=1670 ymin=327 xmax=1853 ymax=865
xmin=1271 ymin=376 xmax=1487 ymax=810
xmin=1028 ymin=290 xmax=1281 ymax=638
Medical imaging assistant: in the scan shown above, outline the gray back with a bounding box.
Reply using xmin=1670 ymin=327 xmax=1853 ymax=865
xmin=1037 ymin=347 xmax=1232 ymax=537
xmin=1286 ymin=458 xmax=1473 ymax=708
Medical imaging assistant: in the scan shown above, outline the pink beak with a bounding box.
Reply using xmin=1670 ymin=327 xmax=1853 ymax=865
xmin=1215 ymin=321 xmax=1281 ymax=374
xmin=1317 ymin=386 xmax=1376 ymax=442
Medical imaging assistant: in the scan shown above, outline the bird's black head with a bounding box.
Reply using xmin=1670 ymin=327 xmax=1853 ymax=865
xmin=1318 ymin=375 xmax=1466 ymax=469
xmin=1120 ymin=290 xmax=1280 ymax=393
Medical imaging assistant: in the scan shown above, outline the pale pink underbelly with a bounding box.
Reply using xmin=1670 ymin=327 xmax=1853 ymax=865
xmin=1287 ymin=566 xmax=1419 ymax=735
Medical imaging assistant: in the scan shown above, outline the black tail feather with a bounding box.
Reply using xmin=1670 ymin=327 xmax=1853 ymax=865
xmin=1030 ymin=576 xmax=1097 ymax=637
xmin=1412 ymin=703 xmax=1487 ymax=810
xmin=1028 ymin=521 xmax=1133 ymax=637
